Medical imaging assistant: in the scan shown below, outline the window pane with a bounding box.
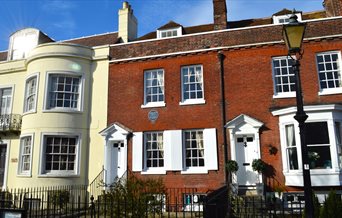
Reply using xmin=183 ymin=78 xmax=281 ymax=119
xmin=44 ymin=136 xmax=77 ymax=173
xmin=272 ymin=57 xmax=295 ymax=94
xmin=305 ymin=122 xmax=329 ymax=145
xmin=316 ymin=52 xmax=342 ymax=90
xmin=144 ymin=132 xmax=164 ymax=168
xmin=308 ymin=146 xmax=331 ymax=169
xmin=184 ymin=130 xmax=204 ymax=167
xmin=48 ymin=75 xmax=81 ymax=109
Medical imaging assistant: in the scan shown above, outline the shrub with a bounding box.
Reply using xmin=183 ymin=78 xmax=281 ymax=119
xmin=252 ymin=159 xmax=266 ymax=173
xmin=98 ymin=176 xmax=166 ymax=216
xmin=226 ymin=160 xmax=239 ymax=173
xmin=320 ymin=190 xmax=342 ymax=218
xmin=49 ymin=190 xmax=70 ymax=209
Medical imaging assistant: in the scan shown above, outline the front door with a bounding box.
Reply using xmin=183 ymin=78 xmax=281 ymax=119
xmin=235 ymin=135 xmax=259 ymax=186
xmin=0 ymin=144 xmax=7 ymax=187
xmin=110 ymin=141 xmax=126 ymax=182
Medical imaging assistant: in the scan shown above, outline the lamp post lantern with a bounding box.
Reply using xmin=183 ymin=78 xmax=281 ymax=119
xmin=282 ymin=13 xmax=314 ymax=218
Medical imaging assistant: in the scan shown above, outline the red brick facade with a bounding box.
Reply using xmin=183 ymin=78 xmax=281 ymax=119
xmin=107 ymin=1 xmax=342 ymax=194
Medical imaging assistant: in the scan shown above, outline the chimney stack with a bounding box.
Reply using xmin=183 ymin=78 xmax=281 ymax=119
xmin=323 ymin=0 xmax=342 ymax=17
xmin=213 ymin=0 xmax=227 ymax=30
xmin=118 ymin=1 xmax=137 ymax=43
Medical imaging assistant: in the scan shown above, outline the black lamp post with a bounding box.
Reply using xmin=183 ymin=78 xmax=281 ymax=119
xmin=282 ymin=13 xmax=314 ymax=218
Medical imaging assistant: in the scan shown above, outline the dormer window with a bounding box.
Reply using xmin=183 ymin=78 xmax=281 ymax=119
xmin=273 ymin=13 xmax=302 ymax=24
xmin=8 ymin=28 xmax=39 ymax=60
xmin=156 ymin=21 xmax=183 ymax=39
xmin=157 ymin=27 xmax=182 ymax=39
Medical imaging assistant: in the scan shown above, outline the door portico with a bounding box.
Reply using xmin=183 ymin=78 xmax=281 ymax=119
xmin=100 ymin=123 xmax=132 ymax=186
xmin=225 ymin=114 xmax=264 ymax=186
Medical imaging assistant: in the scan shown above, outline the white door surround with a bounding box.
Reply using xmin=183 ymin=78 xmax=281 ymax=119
xmin=100 ymin=123 xmax=132 ymax=186
xmin=0 ymin=140 xmax=10 ymax=190
xmin=225 ymin=114 xmax=264 ymax=186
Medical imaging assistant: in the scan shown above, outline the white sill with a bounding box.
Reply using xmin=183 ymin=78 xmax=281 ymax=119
xmin=42 ymin=108 xmax=83 ymax=114
xmin=17 ymin=173 xmax=32 ymax=177
xmin=318 ymin=88 xmax=342 ymax=96
xmin=141 ymin=102 xmax=166 ymax=108
xmin=273 ymin=92 xmax=296 ymax=99
xmin=38 ymin=173 xmax=79 ymax=178
xmin=141 ymin=168 xmax=166 ymax=175
xmin=22 ymin=110 xmax=37 ymax=116
xmin=179 ymin=99 xmax=206 ymax=106
xmin=181 ymin=168 xmax=208 ymax=174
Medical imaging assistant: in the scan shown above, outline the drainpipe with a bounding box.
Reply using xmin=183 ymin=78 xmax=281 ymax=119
xmin=217 ymin=51 xmax=229 ymax=184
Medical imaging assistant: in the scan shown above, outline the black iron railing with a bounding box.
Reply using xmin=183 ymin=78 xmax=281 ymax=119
xmin=0 ymin=114 xmax=22 ymax=132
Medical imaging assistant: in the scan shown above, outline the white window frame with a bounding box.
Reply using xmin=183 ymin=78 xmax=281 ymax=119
xmin=142 ymin=131 xmax=166 ymax=174
xmin=43 ymin=71 xmax=84 ymax=113
xmin=182 ymin=129 xmax=205 ymax=172
xmin=39 ymin=133 xmax=81 ymax=177
xmin=272 ymin=104 xmax=342 ymax=186
xmin=157 ymin=27 xmax=182 ymax=39
xmin=272 ymin=13 xmax=302 ymax=24
xmin=316 ymin=51 xmax=342 ymax=95
xmin=181 ymin=128 xmax=217 ymax=174
xmin=180 ymin=65 xmax=206 ymax=105
xmin=23 ymin=73 xmax=39 ymax=114
xmin=141 ymin=69 xmax=166 ymax=108
xmin=0 ymin=85 xmax=14 ymax=115
xmin=18 ymin=133 xmax=34 ymax=176
xmin=272 ymin=56 xmax=296 ymax=98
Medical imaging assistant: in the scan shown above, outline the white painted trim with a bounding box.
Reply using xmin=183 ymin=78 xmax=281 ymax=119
xmin=43 ymin=71 xmax=85 ymax=113
xmin=17 ymin=133 xmax=35 ymax=177
xmin=38 ymin=132 xmax=81 ymax=177
xmin=315 ymin=51 xmax=342 ymax=94
xmin=180 ymin=65 xmax=205 ymax=104
xmin=0 ymin=84 xmax=15 ymax=115
xmin=23 ymin=72 xmax=39 ymax=114
xmin=157 ymin=27 xmax=182 ymax=39
xmin=272 ymin=104 xmax=342 ymax=116
xmin=141 ymin=102 xmax=166 ymax=108
xmin=0 ymin=140 xmax=10 ymax=190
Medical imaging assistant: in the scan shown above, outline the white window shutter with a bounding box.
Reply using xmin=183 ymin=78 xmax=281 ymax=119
xmin=203 ymin=128 xmax=218 ymax=170
xmin=164 ymin=130 xmax=183 ymax=171
xmin=132 ymin=132 xmax=143 ymax=172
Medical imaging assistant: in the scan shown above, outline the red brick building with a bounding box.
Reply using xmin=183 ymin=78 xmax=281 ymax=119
xmin=104 ymin=0 xmax=342 ymax=202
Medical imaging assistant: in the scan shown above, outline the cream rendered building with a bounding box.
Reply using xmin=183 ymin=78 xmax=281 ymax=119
xmin=0 ymin=27 xmax=114 ymax=189
xmin=0 ymin=1 xmax=137 ymax=189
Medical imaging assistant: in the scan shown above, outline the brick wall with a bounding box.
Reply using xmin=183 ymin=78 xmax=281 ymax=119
xmin=324 ymin=0 xmax=342 ymax=17
xmin=108 ymin=53 xmax=226 ymax=191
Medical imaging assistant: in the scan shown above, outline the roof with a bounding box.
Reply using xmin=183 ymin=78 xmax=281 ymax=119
xmin=157 ymin=21 xmax=182 ymax=30
xmin=138 ymin=10 xmax=326 ymax=40
xmin=63 ymin=32 xmax=119 ymax=47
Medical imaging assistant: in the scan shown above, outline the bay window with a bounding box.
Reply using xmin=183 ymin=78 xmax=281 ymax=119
xmin=272 ymin=104 xmax=342 ymax=186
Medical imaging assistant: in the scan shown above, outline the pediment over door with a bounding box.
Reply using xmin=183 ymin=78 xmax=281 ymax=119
xmin=225 ymin=114 xmax=264 ymax=133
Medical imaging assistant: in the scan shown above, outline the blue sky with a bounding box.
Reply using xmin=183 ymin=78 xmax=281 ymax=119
xmin=0 ymin=0 xmax=324 ymax=51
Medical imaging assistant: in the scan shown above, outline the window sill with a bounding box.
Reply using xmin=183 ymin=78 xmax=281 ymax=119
xmin=318 ymin=88 xmax=342 ymax=96
xmin=42 ymin=109 xmax=83 ymax=114
xmin=179 ymin=99 xmax=206 ymax=106
xmin=17 ymin=173 xmax=32 ymax=177
xmin=181 ymin=168 xmax=208 ymax=174
xmin=273 ymin=93 xmax=296 ymax=99
xmin=22 ymin=110 xmax=37 ymax=116
xmin=141 ymin=168 xmax=166 ymax=175
xmin=284 ymin=169 xmax=342 ymax=186
xmin=141 ymin=102 xmax=166 ymax=108
xmin=38 ymin=173 xmax=79 ymax=178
